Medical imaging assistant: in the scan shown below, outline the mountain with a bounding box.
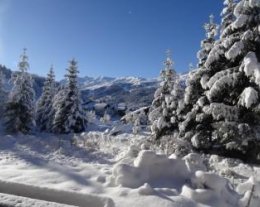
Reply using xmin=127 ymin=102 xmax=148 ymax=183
xmin=80 ymin=74 xmax=188 ymax=117
xmin=0 ymin=65 xmax=188 ymax=117
xmin=0 ymin=65 xmax=46 ymax=99
xmin=80 ymin=76 xmax=160 ymax=115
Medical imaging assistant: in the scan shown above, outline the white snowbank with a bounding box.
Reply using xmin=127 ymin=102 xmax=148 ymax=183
xmin=0 ymin=179 xmax=115 ymax=207
xmin=110 ymin=150 xmax=245 ymax=206
xmin=237 ymin=176 xmax=260 ymax=207
xmin=0 ymin=193 xmax=76 ymax=207
xmin=111 ymin=150 xmax=190 ymax=188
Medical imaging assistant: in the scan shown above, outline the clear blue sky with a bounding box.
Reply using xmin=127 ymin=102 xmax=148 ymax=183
xmin=0 ymin=0 xmax=223 ymax=80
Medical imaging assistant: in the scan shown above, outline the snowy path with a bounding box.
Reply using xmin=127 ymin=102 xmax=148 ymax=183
xmin=0 ymin=192 xmax=77 ymax=207
xmin=0 ymin=179 xmax=114 ymax=207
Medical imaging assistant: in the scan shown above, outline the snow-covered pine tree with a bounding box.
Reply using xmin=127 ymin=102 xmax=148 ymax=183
xmin=221 ymin=0 xmax=238 ymax=38
xmin=149 ymin=50 xmax=182 ymax=139
xmin=52 ymin=59 xmax=87 ymax=134
xmin=178 ymin=15 xmax=218 ymax=144
xmin=4 ymin=49 xmax=35 ymax=134
xmin=180 ymin=0 xmax=260 ymax=163
xmin=182 ymin=15 xmax=218 ymax=112
xmin=0 ymin=70 xmax=7 ymax=116
xmin=36 ymin=65 xmax=56 ymax=131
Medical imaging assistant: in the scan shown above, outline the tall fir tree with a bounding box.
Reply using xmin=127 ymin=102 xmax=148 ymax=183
xmin=221 ymin=0 xmax=238 ymax=38
xmin=183 ymin=15 xmax=218 ymax=111
xmin=52 ymin=59 xmax=87 ymax=134
xmin=36 ymin=65 xmax=56 ymax=131
xmin=179 ymin=0 xmax=260 ymax=162
xmin=149 ymin=50 xmax=182 ymax=139
xmin=178 ymin=15 xmax=218 ymax=141
xmin=4 ymin=49 xmax=35 ymax=134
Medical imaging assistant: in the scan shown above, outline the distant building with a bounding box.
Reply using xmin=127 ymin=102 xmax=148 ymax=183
xmin=117 ymin=102 xmax=127 ymax=116
xmin=94 ymin=103 xmax=110 ymax=116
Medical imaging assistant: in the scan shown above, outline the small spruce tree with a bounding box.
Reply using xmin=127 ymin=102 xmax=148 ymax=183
xmin=36 ymin=65 xmax=56 ymax=131
xmin=52 ymin=59 xmax=87 ymax=134
xmin=149 ymin=50 xmax=182 ymax=139
xmin=4 ymin=49 xmax=35 ymax=134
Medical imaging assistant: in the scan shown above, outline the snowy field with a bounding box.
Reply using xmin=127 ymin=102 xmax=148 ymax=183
xmin=0 ymin=131 xmax=259 ymax=207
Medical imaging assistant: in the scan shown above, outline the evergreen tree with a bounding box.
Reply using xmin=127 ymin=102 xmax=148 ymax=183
xmin=4 ymin=49 xmax=35 ymax=134
xmin=36 ymin=65 xmax=56 ymax=131
xmin=179 ymin=0 xmax=260 ymax=162
xmin=149 ymin=50 xmax=182 ymax=139
xmin=221 ymin=0 xmax=238 ymax=38
xmin=52 ymin=59 xmax=87 ymax=134
xmin=178 ymin=15 xmax=218 ymax=143
xmin=183 ymin=15 xmax=218 ymax=112
xmin=0 ymin=70 xmax=7 ymax=116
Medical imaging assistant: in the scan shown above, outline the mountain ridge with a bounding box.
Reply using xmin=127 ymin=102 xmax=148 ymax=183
xmin=0 ymin=65 xmax=188 ymax=115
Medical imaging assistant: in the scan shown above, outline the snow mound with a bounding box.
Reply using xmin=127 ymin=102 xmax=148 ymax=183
xmin=237 ymin=176 xmax=260 ymax=207
xmin=109 ymin=150 xmax=248 ymax=206
xmin=183 ymin=153 xmax=207 ymax=172
xmin=111 ymin=150 xmax=190 ymax=188
xmin=181 ymin=170 xmax=238 ymax=207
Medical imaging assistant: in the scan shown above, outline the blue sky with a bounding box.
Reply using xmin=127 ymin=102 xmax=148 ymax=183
xmin=0 ymin=0 xmax=223 ymax=80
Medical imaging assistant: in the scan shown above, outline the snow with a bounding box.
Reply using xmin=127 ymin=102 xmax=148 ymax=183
xmin=238 ymin=87 xmax=258 ymax=109
xmin=232 ymin=15 xmax=248 ymax=29
xmin=95 ymin=103 xmax=109 ymax=111
xmin=242 ymin=30 xmax=254 ymax=41
xmin=205 ymin=42 xmax=225 ymax=68
xmin=0 ymin=193 xmax=76 ymax=207
xmin=111 ymin=150 xmax=190 ymax=188
xmin=206 ymin=72 xmax=240 ymax=101
xmin=80 ymin=76 xmax=154 ymax=90
xmin=240 ymin=52 xmax=260 ymax=86
xmin=117 ymin=102 xmax=126 ymax=111
xmin=207 ymin=67 xmax=236 ymax=89
xmin=0 ymin=179 xmax=114 ymax=207
xmin=203 ymin=103 xmax=239 ymax=121
xmin=0 ymin=132 xmax=259 ymax=207
xmin=234 ymin=1 xmax=244 ymax=17
xmin=225 ymin=41 xmax=244 ymax=60
xmin=249 ymin=0 xmax=260 ymax=7
xmin=182 ymin=171 xmax=239 ymax=207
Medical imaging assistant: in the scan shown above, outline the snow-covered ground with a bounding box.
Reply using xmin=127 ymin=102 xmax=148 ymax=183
xmin=0 ymin=131 xmax=259 ymax=207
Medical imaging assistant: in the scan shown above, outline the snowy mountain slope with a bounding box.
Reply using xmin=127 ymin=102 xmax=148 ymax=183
xmin=81 ymin=77 xmax=159 ymax=113
xmin=80 ymin=74 xmax=188 ymax=113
